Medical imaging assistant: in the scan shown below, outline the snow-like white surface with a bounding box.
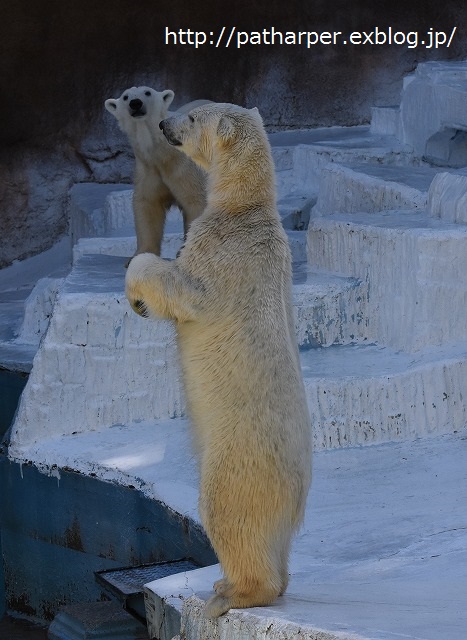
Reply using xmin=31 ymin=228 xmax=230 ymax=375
xmin=400 ymin=60 xmax=467 ymax=158
xmin=145 ymin=429 xmax=467 ymax=640
xmin=12 ymin=419 xmax=200 ymax=522
xmin=10 ymin=249 xmax=464 ymax=454
xmin=270 ymin=125 xmax=411 ymax=197
xmin=0 ymin=237 xmax=71 ymax=371
xmin=370 ymin=105 xmax=401 ymax=138
xmin=314 ymin=163 xmax=438 ymax=216
xmin=428 ymin=171 xmax=467 ymax=223
xmin=308 ymin=210 xmax=467 ymax=351
xmin=0 ymin=235 xmax=71 ymax=294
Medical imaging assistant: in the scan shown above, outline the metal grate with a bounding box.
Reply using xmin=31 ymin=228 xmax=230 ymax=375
xmin=96 ymin=559 xmax=200 ymax=624
xmin=96 ymin=559 xmax=200 ymax=599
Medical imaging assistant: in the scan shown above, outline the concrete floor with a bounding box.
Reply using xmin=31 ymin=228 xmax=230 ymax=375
xmin=146 ymin=428 xmax=467 ymax=639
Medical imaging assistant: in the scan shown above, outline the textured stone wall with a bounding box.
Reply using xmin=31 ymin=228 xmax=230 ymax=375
xmin=1 ymin=0 xmax=466 ymax=266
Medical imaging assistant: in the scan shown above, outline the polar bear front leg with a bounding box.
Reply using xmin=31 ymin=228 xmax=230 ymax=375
xmin=125 ymin=253 xmax=205 ymax=323
xmin=133 ymin=164 xmax=173 ymax=258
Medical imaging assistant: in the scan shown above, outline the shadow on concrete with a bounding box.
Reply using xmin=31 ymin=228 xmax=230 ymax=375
xmin=0 ymin=615 xmax=48 ymax=640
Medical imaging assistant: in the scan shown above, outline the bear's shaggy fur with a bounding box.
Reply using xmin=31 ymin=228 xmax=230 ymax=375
xmin=125 ymin=103 xmax=312 ymax=618
xmin=105 ymin=86 xmax=207 ymax=258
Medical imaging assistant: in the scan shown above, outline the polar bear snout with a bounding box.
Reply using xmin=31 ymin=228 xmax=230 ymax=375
xmin=159 ymin=118 xmax=182 ymax=146
xmin=129 ymin=98 xmax=142 ymax=110
xmin=129 ymin=98 xmax=146 ymax=118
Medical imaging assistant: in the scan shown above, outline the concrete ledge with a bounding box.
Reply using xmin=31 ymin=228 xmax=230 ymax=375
xmin=145 ymin=564 xmax=366 ymax=639
xmin=370 ymin=106 xmax=400 ymax=138
xmin=307 ymin=211 xmax=467 ymax=350
xmin=399 ymin=60 xmax=467 ymax=161
xmin=428 ymin=171 xmax=467 ymax=223
xmin=270 ymin=126 xmax=411 ymax=196
xmin=314 ymin=164 xmax=439 ymax=217
xmin=293 ymin=269 xmax=367 ymax=348
xmin=143 ymin=430 xmax=467 ymax=640
xmin=69 ymin=184 xmax=131 ymax=246
xmin=302 ymin=343 xmax=467 ymax=447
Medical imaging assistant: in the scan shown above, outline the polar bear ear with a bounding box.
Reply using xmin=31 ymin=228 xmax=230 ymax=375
xmin=217 ymin=115 xmax=236 ymax=142
xmin=249 ymin=106 xmax=262 ymax=122
xmin=162 ymin=90 xmax=175 ymax=107
xmin=105 ymin=99 xmax=118 ymax=114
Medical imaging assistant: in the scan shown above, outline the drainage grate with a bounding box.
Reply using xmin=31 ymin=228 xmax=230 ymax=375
xmin=96 ymin=559 xmax=200 ymax=623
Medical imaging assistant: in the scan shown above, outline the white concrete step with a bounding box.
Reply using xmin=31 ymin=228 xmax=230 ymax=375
xmin=143 ymin=428 xmax=467 ymax=640
xmin=0 ymin=277 xmax=63 ymax=372
xmin=11 ymin=336 xmax=465 ymax=453
xmin=370 ymin=105 xmax=401 ymax=137
xmin=399 ymin=60 xmax=467 ymax=163
xmin=10 ymin=414 xmax=466 ymax=639
xmin=301 ymin=342 xmax=466 ymax=448
xmin=0 ymin=238 xmax=71 ymax=372
xmin=314 ymin=163 xmax=440 ymax=216
xmin=72 ymin=187 xmax=313 ymax=263
xmin=308 ymin=210 xmax=467 ymax=351
xmin=8 ymin=253 xmax=369 ymax=450
xmin=8 ymin=255 xmax=183 ymax=448
xmin=10 ymin=382 xmax=465 ymax=639
xmin=73 ymin=185 xmax=315 ymax=239
xmin=271 ymin=125 xmax=412 ymax=197
xmin=292 ymin=265 xmax=367 ymax=348
xmin=69 ymin=183 xmax=133 ymax=246
xmin=428 ymin=170 xmax=467 ymax=223
xmin=73 ymin=229 xmax=309 ymax=265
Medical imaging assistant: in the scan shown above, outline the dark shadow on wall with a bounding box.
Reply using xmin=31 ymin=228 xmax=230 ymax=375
xmin=1 ymin=0 xmax=467 ymax=265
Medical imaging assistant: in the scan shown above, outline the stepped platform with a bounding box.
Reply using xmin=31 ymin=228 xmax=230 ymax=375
xmin=6 ymin=421 xmax=467 ymax=640
xmin=144 ymin=429 xmax=467 ymax=640
xmin=270 ymin=125 xmax=413 ymax=198
xmin=313 ymin=163 xmax=442 ymax=215
xmin=308 ymin=209 xmax=467 ymax=351
xmin=7 ymin=252 xmax=370 ymax=453
xmin=0 ymin=242 xmax=69 ymax=372
xmin=13 ymin=241 xmax=464 ymax=464
xmin=8 ymin=409 xmax=467 ymax=639
xmin=0 ymin=120 xmax=412 ymax=376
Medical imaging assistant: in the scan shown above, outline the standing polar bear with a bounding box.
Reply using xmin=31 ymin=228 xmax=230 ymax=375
xmin=105 ymin=86 xmax=207 ymax=258
xmin=125 ymin=103 xmax=312 ymax=618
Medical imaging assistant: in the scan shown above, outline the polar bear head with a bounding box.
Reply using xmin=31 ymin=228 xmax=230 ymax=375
xmin=105 ymin=86 xmax=175 ymax=134
xmin=159 ymin=102 xmax=275 ymax=210
xmin=158 ymin=102 xmax=264 ymax=170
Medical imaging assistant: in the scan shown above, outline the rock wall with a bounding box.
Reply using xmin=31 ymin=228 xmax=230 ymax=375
xmin=1 ymin=0 xmax=467 ymax=266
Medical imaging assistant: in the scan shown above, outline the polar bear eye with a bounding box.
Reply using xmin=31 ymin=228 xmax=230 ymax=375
xmin=189 ymin=114 xmax=195 ymax=123
xmin=145 ymin=91 xmax=151 ymax=96
xmin=123 ymin=95 xmax=128 ymax=101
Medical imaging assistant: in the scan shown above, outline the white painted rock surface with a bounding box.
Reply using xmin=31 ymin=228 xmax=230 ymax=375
xmin=428 ymin=171 xmax=467 ymax=223
xmin=144 ymin=430 xmax=467 ymax=640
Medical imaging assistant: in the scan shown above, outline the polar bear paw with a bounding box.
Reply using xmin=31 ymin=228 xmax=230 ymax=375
xmin=131 ymin=299 xmax=149 ymax=317
xmin=204 ymin=594 xmax=231 ymax=618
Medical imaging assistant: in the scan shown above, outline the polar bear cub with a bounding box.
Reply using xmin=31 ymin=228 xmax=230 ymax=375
xmin=125 ymin=103 xmax=312 ymax=618
xmin=105 ymin=86 xmax=207 ymax=258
